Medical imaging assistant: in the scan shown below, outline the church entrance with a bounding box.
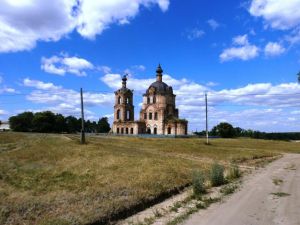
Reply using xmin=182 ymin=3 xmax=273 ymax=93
xmin=154 ymin=127 xmax=157 ymax=135
xmin=147 ymin=128 xmax=151 ymax=134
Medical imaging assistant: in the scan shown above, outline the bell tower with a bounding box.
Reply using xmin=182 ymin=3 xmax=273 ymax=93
xmin=114 ymin=75 xmax=134 ymax=122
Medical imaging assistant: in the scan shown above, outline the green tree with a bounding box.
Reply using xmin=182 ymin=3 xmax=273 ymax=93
xmin=65 ymin=116 xmax=80 ymax=133
xmin=54 ymin=114 xmax=67 ymax=133
xmin=9 ymin=111 xmax=34 ymax=132
xmin=211 ymin=122 xmax=236 ymax=138
xmin=32 ymin=111 xmax=56 ymax=133
xmin=97 ymin=117 xmax=111 ymax=133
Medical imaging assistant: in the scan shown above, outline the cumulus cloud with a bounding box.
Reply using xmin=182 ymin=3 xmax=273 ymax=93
xmin=220 ymin=35 xmax=259 ymax=62
xmin=249 ymin=0 xmax=300 ymax=30
xmin=23 ymin=78 xmax=114 ymax=118
xmin=41 ymin=54 xmax=94 ymax=76
xmin=233 ymin=34 xmax=249 ymax=45
xmin=207 ymin=19 xmax=220 ymax=30
xmin=101 ymin=72 xmax=189 ymax=92
xmin=264 ymin=42 xmax=286 ymax=56
xmin=0 ymin=0 xmax=170 ymax=52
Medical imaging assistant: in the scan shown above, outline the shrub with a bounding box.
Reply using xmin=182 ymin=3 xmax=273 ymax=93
xmin=192 ymin=170 xmax=206 ymax=196
xmin=227 ymin=164 xmax=241 ymax=180
xmin=210 ymin=163 xmax=225 ymax=187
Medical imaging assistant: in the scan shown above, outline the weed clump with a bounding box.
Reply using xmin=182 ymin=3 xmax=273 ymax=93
xmin=210 ymin=163 xmax=225 ymax=187
xmin=192 ymin=170 xmax=206 ymax=196
xmin=220 ymin=184 xmax=238 ymax=195
xmin=227 ymin=164 xmax=241 ymax=180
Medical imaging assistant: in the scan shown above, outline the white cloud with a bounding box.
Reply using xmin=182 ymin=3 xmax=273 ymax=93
xmin=0 ymin=0 xmax=76 ymax=52
xmin=186 ymin=28 xmax=205 ymax=40
xmin=207 ymin=19 xmax=220 ymax=30
xmin=0 ymin=109 xmax=7 ymax=115
xmin=264 ymin=42 xmax=286 ymax=56
xmin=220 ymin=34 xmax=259 ymax=62
xmin=24 ymin=78 xmax=61 ymax=90
xmin=249 ymin=0 xmax=300 ymax=30
xmin=206 ymin=82 xmax=219 ymax=87
xmin=233 ymin=34 xmax=249 ymax=45
xmin=220 ymin=45 xmax=259 ymax=62
xmin=285 ymin=28 xmax=300 ymax=45
xmin=22 ymin=78 xmax=114 ymax=118
xmin=41 ymin=54 xmax=94 ymax=76
xmin=101 ymin=72 xmax=189 ymax=92
xmin=0 ymin=0 xmax=170 ymax=52
xmin=101 ymin=73 xmax=154 ymax=91
xmin=98 ymin=66 xmax=112 ymax=74
xmin=132 ymin=65 xmax=146 ymax=71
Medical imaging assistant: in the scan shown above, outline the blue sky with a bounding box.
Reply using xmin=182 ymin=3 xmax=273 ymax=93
xmin=0 ymin=0 xmax=300 ymax=132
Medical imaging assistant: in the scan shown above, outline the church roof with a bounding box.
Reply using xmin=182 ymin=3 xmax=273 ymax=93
xmin=145 ymin=64 xmax=173 ymax=95
xmin=147 ymin=81 xmax=172 ymax=94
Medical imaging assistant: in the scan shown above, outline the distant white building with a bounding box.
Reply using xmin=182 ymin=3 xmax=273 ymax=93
xmin=0 ymin=121 xmax=10 ymax=131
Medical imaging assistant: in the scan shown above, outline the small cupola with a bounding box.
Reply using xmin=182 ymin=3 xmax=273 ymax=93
xmin=122 ymin=74 xmax=127 ymax=88
xmin=156 ymin=64 xmax=163 ymax=82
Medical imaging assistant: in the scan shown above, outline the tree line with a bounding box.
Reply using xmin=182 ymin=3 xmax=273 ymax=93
xmin=195 ymin=122 xmax=300 ymax=141
xmin=9 ymin=111 xmax=110 ymax=133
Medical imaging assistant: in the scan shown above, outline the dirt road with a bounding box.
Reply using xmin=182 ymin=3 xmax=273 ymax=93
xmin=183 ymin=154 xmax=300 ymax=225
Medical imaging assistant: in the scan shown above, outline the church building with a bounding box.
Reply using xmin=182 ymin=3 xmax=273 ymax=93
xmin=112 ymin=65 xmax=188 ymax=135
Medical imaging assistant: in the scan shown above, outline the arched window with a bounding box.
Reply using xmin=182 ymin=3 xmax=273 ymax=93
xmin=154 ymin=127 xmax=157 ymax=135
xmin=147 ymin=97 xmax=150 ymax=104
xmin=118 ymin=96 xmax=122 ymax=104
xmin=149 ymin=112 xmax=153 ymax=120
xmin=126 ymin=128 xmax=129 ymax=134
xmin=127 ymin=110 xmax=130 ymax=120
xmin=168 ymin=127 xmax=171 ymax=135
xmin=130 ymin=128 xmax=134 ymax=134
xmin=117 ymin=128 xmax=119 ymax=134
xmin=117 ymin=109 xmax=121 ymax=120
xmin=154 ymin=112 xmax=158 ymax=120
xmin=153 ymin=96 xmax=156 ymax=103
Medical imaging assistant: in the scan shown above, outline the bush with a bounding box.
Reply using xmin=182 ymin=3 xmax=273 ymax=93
xmin=192 ymin=170 xmax=206 ymax=196
xmin=210 ymin=163 xmax=225 ymax=187
xmin=227 ymin=164 xmax=241 ymax=180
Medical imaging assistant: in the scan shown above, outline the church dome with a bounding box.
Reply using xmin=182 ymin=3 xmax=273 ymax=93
xmin=147 ymin=81 xmax=171 ymax=94
xmin=146 ymin=64 xmax=173 ymax=95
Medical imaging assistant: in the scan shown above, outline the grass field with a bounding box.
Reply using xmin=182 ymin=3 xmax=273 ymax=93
xmin=0 ymin=132 xmax=299 ymax=225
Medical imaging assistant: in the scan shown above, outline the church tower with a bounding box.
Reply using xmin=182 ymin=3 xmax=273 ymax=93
xmin=114 ymin=75 xmax=134 ymax=122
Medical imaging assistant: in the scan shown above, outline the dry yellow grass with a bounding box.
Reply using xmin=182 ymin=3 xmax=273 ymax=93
xmin=0 ymin=132 xmax=299 ymax=225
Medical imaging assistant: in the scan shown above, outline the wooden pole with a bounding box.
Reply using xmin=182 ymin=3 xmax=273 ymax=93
xmin=80 ymin=88 xmax=85 ymax=144
xmin=205 ymin=92 xmax=209 ymax=145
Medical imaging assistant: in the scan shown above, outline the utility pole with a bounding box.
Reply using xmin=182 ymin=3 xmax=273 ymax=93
xmin=80 ymin=88 xmax=85 ymax=144
xmin=205 ymin=92 xmax=209 ymax=145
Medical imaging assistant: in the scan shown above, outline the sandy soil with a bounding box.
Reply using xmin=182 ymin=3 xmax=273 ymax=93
xmin=183 ymin=154 xmax=300 ymax=225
